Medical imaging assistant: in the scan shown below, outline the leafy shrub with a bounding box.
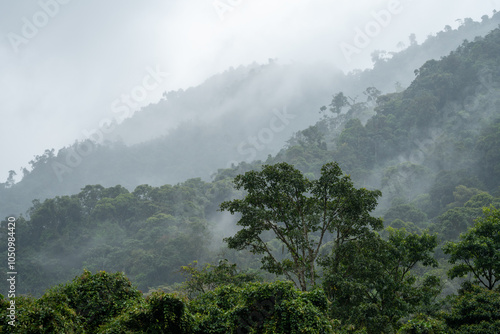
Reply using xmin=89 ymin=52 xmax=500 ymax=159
xmin=189 ymin=281 xmax=334 ymax=334
xmin=98 ymin=291 xmax=193 ymax=333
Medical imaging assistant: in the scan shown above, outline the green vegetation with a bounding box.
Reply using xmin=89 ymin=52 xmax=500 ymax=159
xmin=3 ymin=13 xmax=500 ymax=219
xmin=1 ymin=163 xmax=499 ymax=332
xmin=443 ymin=283 xmax=500 ymax=333
xmin=443 ymin=206 xmax=500 ymax=290
xmin=0 ymin=180 xmax=231 ymax=296
xmin=2 ymin=14 xmax=500 ymax=334
xmin=321 ymin=229 xmax=440 ymax=333
xmin=221 ymin=162 xmax=382 ymax=291
xmin=179 ymin=259 xmax=261 ymax=298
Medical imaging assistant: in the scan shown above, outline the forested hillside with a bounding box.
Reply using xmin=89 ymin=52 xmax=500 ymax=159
xmin=1 ymin=13 xmax=500 ymax=219
xmin=2 ymin=13 xmax=500 ymax=334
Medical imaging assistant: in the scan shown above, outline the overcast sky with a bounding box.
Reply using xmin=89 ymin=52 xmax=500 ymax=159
xmin=0 ymin=0 xmax=498 ymax=182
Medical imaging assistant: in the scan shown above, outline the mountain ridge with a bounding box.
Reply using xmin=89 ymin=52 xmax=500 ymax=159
xmin=1 ymin=12 xmax=500 ymax=219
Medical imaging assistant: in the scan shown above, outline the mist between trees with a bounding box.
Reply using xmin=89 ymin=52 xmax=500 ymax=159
xmin=1 ymin=11 xmax=500 ymax=334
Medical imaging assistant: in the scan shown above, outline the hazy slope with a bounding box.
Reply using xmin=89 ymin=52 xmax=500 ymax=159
xmin=1 ymin=13 xmax=500 ymax=219
xmin=2 ymin=22 xmax=500 ymax=297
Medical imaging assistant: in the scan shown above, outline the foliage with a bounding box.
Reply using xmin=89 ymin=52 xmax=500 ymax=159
xmin=98 ymin=291 xmax=193 ymax=334
xmin=430 ymin=190 xmax=500 ymax=241
xmin=3 ymin=20 xmax=500 ymax=305
xmin=384 ymin=203 xmax=428 ymax=226
xmin=443 ymin=206 xmax=500 ymax=289
xmin=49 ymin=270 xmax=142 ymax=332
xmin=321 ymin=228 xmax=440 ymax=333
xmin=180 ymin=259 xmax=261 ymax=298
xmin=3 ymin=13 xmax=500 ymax=222
xmin=428 ymin=171 xmax=485 ymax=217
xmin=477 ymin=117 xmax=500 ymax=192
xmin=0 ymin=294 xmax=83 ymax=333
xmin=0 ymin=275 xmax=329 ymax=334
xmin=381 ymin=163 xmax=433 ymax=204
xmin=397 ymin=313 xmax=447 ymax=334
xmin=188 ymin=281 xmax=335 ymax=334
xmin=443 ymin=283 xmax=500 ymax=333
xmin=1 ymin=180 xmax=221 ymax=296
xmin=0 ymin=270 xmax=141 ymax=333
xmin=221 ymin=162 xmax=382 ymax=291
xmin=2 ymin=16 xmax=500 ymax=333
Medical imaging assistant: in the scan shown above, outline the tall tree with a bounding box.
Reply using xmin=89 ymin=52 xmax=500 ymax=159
xmin=220 ymin=162 xmax=382 ymax=291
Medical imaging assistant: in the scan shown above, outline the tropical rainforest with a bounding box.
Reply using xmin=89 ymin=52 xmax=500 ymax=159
xmin=1 ymin=13 xmax=500 ymax=333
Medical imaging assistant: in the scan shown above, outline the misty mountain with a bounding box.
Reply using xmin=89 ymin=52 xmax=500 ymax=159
xmin=1 ymin=13 xmax=500 ymax=220
xmin=110 ymin=12 xmax=500 ymax=147
xmin=2 ymin=16 xmax=500 ymax=298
